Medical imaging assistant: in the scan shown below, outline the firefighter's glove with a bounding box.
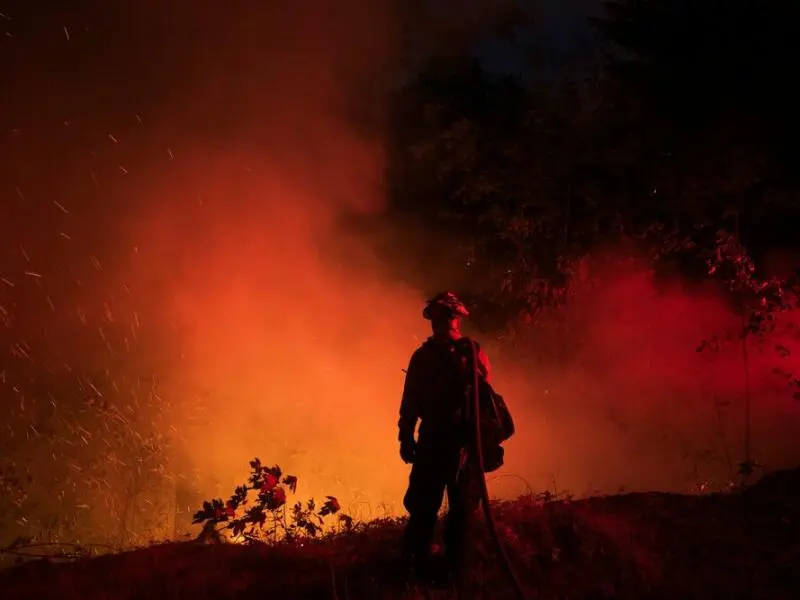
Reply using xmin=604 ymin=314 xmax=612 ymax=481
xmin=400 ymin=439 xmax=417 ymax=464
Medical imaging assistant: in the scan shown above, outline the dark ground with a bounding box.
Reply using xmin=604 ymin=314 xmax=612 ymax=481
xmin=0 ymin=467 xmax=798 ymax=600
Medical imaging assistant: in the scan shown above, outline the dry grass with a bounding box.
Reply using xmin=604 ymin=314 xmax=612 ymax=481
xmin=1 ymin=467 xmax=797 ymax=600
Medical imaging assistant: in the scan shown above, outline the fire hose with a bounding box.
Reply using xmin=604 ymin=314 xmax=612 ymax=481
xmin=469 ymin=340 xmax=529 ymax=600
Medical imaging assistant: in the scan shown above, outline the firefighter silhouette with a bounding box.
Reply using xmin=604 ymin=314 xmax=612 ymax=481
xmin=398 ymin=291 xmax=491 ymax=580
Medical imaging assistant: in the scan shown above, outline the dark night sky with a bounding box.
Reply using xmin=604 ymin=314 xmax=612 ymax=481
xmin=0 ymin=0 xmax=602 ymax=79
xmin=474 ymin=0 xmax=601 ymax=75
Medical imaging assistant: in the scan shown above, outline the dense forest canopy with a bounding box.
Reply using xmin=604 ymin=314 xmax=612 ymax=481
xmin=357 ymin=0 xmax=800 ymax=331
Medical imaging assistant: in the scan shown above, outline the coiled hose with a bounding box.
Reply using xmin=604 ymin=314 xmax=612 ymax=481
xmin=469 ymin=340 xmax=529 ymax=600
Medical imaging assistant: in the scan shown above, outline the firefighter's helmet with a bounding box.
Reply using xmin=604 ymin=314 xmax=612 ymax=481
xmin=422 ymin=291 xmax=470 ymax=320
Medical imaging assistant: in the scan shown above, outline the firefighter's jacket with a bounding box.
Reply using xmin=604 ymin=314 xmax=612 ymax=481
xmin=398 ymin=336 xmax=491 ymax=452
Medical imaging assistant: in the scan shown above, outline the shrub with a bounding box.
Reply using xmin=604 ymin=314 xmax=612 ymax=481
xmin=192 ymin=458 xmax=352 ymax=544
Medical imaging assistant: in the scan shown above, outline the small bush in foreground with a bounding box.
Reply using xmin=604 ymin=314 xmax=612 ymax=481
xmin=192 ymin=458 xmax=352 ymax=544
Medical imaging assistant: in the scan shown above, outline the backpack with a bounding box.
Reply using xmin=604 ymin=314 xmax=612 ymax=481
xmin=473 ymin=375 xmax=515 ymax=472
xmin=461 ymin=339 xmax=515 ymax=473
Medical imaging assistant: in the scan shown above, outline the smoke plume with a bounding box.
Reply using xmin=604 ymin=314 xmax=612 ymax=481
xmin=1 ymin=1 xmax=798 ymax=542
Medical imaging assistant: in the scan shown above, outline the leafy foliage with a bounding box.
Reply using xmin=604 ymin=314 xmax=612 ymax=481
xmin=692 ymin=230 xmax=800 ymax=481
xmin=369 ymin=0 xmax=800 ymax=339
xmin=191 ymin=458 xmax=351 ymax=544
xmin=698 ymin=230 xmax=800 ymax=396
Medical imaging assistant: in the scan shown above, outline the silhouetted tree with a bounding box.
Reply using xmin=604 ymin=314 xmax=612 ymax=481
xmin=594 ymin=0 xmax=800 ymax=257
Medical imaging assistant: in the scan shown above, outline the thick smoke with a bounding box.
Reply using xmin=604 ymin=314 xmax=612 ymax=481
xmin=1 ymin=1 xmax=798 ymax=543
xmin=491 ymin=253 xmax=800 ymax=498
xmin=112 ymin=1 xmax=429 ymax=515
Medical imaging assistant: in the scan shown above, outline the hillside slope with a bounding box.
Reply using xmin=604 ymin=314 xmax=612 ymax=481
xmin=1 ymin=468 xmax=798 ymax=600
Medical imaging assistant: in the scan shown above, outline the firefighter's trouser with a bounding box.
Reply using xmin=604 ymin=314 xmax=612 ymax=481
xmin=401 ymin=442 xmax=480 ymax=576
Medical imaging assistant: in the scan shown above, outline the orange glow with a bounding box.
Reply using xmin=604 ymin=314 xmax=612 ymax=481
xmin=111 ymin=0 xmax=420 ymax=519
xmin=124 ymin=168 xmax=800 ymax=514
xmin=133 ymin=178 xmax=430 ymax=516
xmin=5 ymin=1 xmax=797 ymax=543
xmin=112 ymin=1 xmax=800 ymax=515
